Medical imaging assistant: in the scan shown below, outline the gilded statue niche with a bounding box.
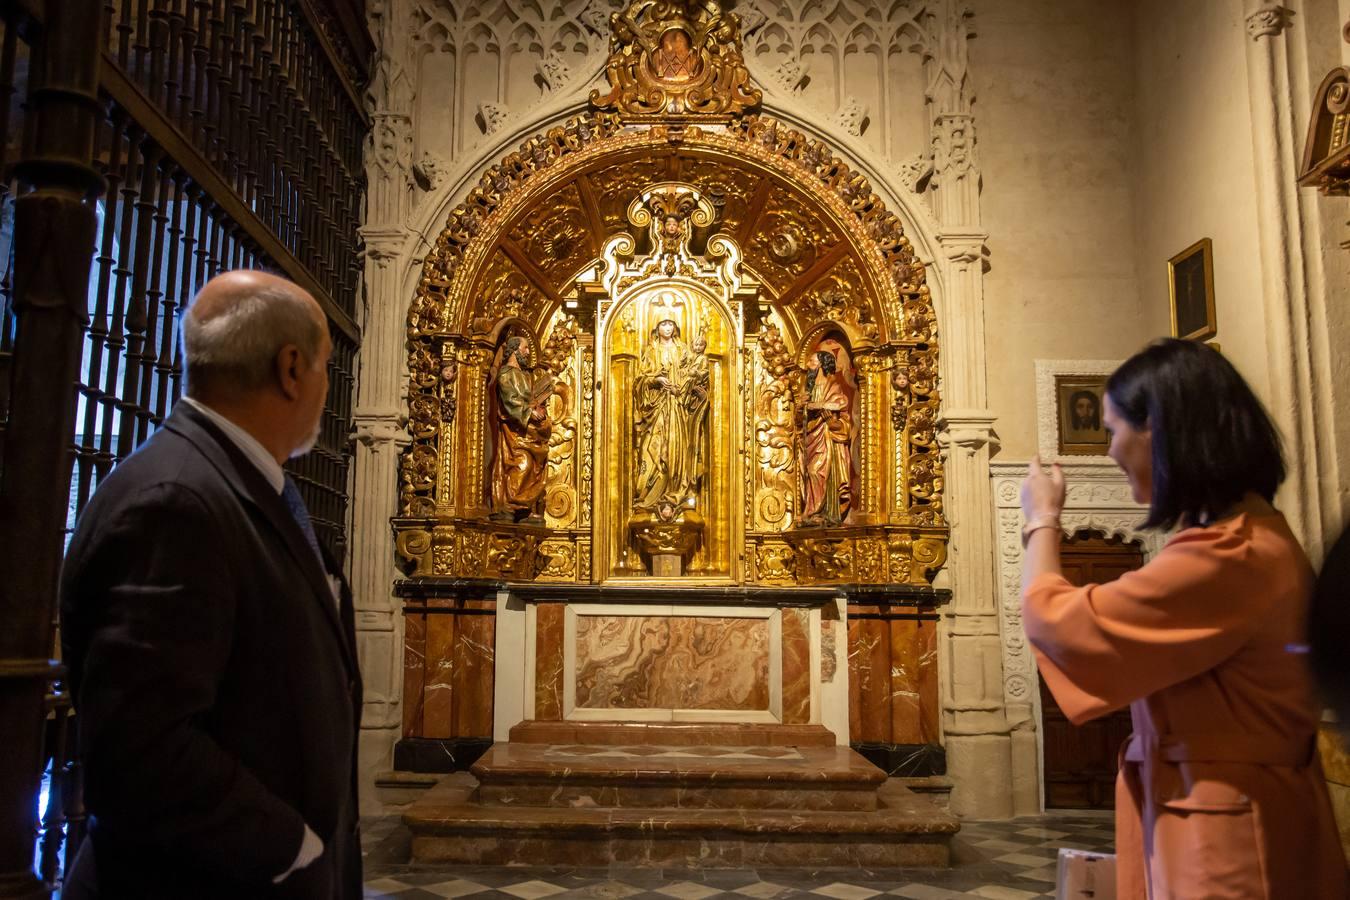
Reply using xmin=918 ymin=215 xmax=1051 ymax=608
xmin=581 ymin=181 xmax=752 ymax=581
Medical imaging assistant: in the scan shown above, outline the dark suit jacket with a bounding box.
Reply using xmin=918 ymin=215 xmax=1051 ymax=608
xmin=60 ymin=401 xmax=363 ymax=899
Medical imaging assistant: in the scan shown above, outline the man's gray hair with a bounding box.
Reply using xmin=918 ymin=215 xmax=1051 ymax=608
xmin=182 ymin=283 xmax=326 ymax=394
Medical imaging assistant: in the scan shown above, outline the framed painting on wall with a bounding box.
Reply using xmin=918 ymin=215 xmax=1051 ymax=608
xmin=1168 ymin=238 xmax=1216 ymax=341
xmin=1055 ymin=375 xmax=1109 ymax=456
xmin=1035 ymin=360 xmax=1120 ymax=462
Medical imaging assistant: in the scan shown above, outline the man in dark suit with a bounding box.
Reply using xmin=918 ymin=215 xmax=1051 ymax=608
xmin=60 ymin=270 xmax=363 ymax=898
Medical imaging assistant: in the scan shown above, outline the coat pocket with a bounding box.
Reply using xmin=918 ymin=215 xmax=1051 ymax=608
xmin=1151 ymin=769 xmax=1266 ymax=898
xmin=1157 ymin=778 xmax=1252 ymax=814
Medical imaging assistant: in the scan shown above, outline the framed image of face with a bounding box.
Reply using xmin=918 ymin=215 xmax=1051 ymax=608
xmin=1056 ymin=376 xmax=1108 ymax=456
xmin=1169 ymin=238 xmax=1217 ymax=341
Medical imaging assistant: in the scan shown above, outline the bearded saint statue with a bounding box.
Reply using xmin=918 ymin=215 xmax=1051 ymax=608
xmin=798 ymin=349 xmax=853 ymax=527
xmin=490 ymin=336 xmax=552 ymax=522
xmin=633 ymin=318 xmax=708 ymax=512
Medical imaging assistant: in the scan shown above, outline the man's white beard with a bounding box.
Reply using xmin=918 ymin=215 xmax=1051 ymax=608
xmin=290 ymin=418 xmax=322 ymax=459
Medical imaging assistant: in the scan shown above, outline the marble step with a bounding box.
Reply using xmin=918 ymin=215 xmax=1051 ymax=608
xmin=404 ymin=777 xmax=959 ymax=868
xmin=471 ymin=743 xmax=885 ymax=811
xmin=508 ymin=720 xmax=838 ymax=747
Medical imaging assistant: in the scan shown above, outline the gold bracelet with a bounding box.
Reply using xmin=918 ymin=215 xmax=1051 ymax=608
xmin=1021 ymin=517 xmax=1061 ymax=548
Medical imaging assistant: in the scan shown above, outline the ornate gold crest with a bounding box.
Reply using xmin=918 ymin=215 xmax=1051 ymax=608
xmin=590 ymin=0 xmax=761 ymax=123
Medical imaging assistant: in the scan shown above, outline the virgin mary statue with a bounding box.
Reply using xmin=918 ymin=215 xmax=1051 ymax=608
xmin=633 ymin=318 xmax=706 ymax=511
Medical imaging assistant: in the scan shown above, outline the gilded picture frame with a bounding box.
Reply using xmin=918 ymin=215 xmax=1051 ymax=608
xmin=1168 ymin=237 xmax=1217 ymax=341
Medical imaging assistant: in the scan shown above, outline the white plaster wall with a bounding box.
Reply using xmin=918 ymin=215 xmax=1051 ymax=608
xmin=1131 ymin=0 xmax=1268 ymax=398
xmin=973 ymin=0 xmax=1150 ymax=458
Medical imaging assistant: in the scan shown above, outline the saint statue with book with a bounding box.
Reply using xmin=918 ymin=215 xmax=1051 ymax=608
xmin=490 ymin=335 xmax=553 ymax=522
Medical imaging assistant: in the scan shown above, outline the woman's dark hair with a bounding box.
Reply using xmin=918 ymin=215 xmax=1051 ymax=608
xmin=1106 ymin=338 xmax=1284 ymax=530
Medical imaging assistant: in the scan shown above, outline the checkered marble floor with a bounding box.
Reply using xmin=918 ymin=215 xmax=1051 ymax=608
xmin=361 ymin=812 xmax=1116 ymax=899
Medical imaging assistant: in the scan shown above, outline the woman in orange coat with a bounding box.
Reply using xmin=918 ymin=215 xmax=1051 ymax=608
xmin=1021 ymin=339 xmax=1346 ymax=899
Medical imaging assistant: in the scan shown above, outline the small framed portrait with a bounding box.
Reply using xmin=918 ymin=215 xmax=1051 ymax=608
xmin=1055 ymin=376 xmax=1109 ymax=456
xmin=1168 ymin=238 xmax=1217 ymax=341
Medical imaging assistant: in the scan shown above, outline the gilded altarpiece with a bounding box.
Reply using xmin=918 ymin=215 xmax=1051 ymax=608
xmin=393 ymin=0 xmax=950 ymax=775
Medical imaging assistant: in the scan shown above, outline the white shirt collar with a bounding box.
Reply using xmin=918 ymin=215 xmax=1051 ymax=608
xmin=178 ymin=396 xmax=286 ymax=494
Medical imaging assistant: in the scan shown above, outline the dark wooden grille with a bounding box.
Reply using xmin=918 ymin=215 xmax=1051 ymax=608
xmin=0 ymin=0 xmax=367 ymax=889
xmin=73 ymin=111 xmax=358 ymax=555
xmin=0 ymin=16 xmax=30 ymax=478
xmin=103 ymin=0 xmax=364 ymax=318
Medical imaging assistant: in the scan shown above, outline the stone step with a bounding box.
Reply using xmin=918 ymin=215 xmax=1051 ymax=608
xmin=471 ymin=743 xmax=885 ymax=811
xmin=508 ymin=720 xmax=838 ymax=747
xmin=404 ymin=777 xmax=959 ymax=868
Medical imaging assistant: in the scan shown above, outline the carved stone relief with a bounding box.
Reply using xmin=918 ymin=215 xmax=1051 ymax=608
xmin=408 ymin=0 xmax=621 ymax=160
xmin=738 ymin=0 xmax=936 ymax=194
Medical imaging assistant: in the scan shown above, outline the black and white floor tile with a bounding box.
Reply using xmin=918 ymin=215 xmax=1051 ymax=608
xmin=360 ymin=813 xmax=1116 ymax=899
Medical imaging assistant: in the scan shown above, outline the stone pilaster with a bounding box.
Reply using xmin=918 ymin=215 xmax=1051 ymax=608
xmin=1242 ymin=0 xmax=1337 ymax=560
xmin=353 ymin=0 xmax=417 ymax=813
xmin=921 ymin=0 xmax=1013 ymax=819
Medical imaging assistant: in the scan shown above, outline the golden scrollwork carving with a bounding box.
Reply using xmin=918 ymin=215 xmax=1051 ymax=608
xmin=507 ymin=182 xmax=593 ymax=286
xmin=902 ymin=346 xmax=944 ymax=526
xmin=537 ymin=538 xmax=578 ymax=581
xmin=753 ymin=322 xmax=795 ymax=530
xmin=854 ymin=538 xmax=885 ymax=584
xmin=393 ymin=520 xmax=550 ymax=579
xmin=543 ymin=315 xmax=581 ymax=529
xmin=795 ymin=538 xmax=854 ymax=583
xmin=797 ymin=262 xmax=878 ymax=343
xmin=393 ymin=524 xmax=432 ymax=575
xmin=590 ymin=0 xmax=761 ymax=123
xmin=753 ymin=540 xmax=796 ymax=584
xmin=745 ymin=182 xmax=841 ymax=293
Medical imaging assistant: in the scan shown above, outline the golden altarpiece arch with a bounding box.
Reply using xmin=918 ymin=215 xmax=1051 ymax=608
xmin=391 ymin=0 xmax=951 ymax=786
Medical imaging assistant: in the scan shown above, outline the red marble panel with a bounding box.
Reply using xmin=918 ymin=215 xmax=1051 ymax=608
xmin=422 ymin=612 xmax=457 ymax=739
xmin=916 ymin=618 xmax=940 ymax=744
xmin=848 ymin=610 xmax=892 ymax=744
xmin=454 ymin=599 xmax=497 ymax=738
xmin=402 ymin=612 xmax=427 ymax=737
xmin=888 ymin=618 xmax=924 ymax=744
xmin=574 ymin=615 xmax=769 ymax=711
xmin=780 ymin=608 xmax=810 ymax=724
xmin=535 ymin=603 xmax=565 ymax=720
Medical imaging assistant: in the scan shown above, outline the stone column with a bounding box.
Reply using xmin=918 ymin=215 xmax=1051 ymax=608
xmin=923 ymin=1 xmax=1014 ymax=819
xmin=1242 ymin=1 xmax=1336 ymax=559
xmin=353 ymin=0 xmax=415 ymax=813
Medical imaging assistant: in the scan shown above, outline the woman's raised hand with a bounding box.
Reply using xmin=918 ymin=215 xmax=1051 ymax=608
xmin=1021 ymin=454 xmax=1066 ymax=522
